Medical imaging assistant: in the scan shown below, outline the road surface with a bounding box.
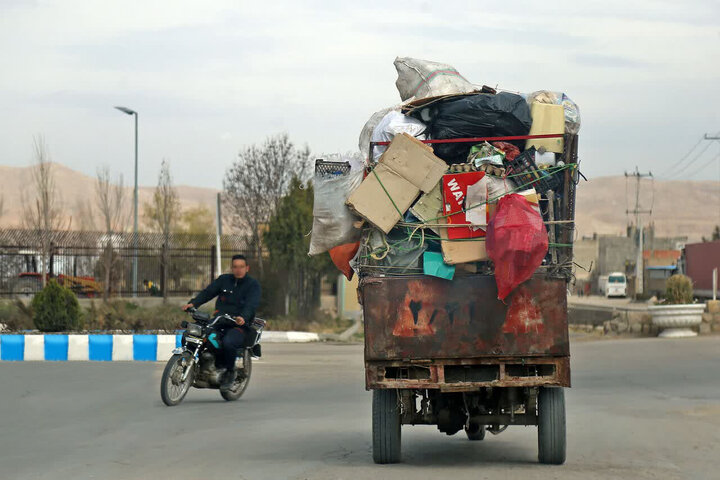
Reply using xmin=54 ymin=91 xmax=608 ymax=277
xmin=1 ymin=337 xmax=719 ymax=479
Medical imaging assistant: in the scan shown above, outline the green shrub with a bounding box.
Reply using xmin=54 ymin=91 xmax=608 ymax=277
xmin=665 ymin=274 xmax=693 ymax=304
xmin=31 ymin=280 xmax=81 ymax=332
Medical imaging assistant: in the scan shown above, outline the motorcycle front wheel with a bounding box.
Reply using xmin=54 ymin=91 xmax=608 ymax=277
xmin=161 ymin=352 xmax=196 ymax=406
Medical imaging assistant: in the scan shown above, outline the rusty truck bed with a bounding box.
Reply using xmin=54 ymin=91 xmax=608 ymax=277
xmin=360 ymin=274 xmax=570 ymax=390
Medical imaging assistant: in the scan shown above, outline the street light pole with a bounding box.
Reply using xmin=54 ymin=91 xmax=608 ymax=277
xmin=114 ymin=106 xmax=139 ymax=297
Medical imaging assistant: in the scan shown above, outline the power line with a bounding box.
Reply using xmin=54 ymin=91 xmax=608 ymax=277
xmin=695 ymin=134 xmax=720 ymax=179
xmin=679 ymin=140 xmax=714 ymax=171
xmin=659 ymin=131 xmax=720 ymax=178
xmin=658 ymin=135 xmax=704 ymax=176
xmin=695 ymin=151 xmax=720 ymax=173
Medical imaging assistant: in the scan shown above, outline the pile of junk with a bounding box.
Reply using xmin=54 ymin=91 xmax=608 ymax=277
xmin=309 ymin=57 xmax=582 ymax=300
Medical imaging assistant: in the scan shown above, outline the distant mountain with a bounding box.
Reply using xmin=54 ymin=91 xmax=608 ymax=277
xmin=574 ymin=175 xmax=719 ymax=242
xmin=1 ymin=163 xmax=718 ymax=242
xmin=0 ymin=163 xmax=220 ymax=231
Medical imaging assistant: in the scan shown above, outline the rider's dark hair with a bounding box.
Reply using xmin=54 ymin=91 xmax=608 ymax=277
xmin=231 ymin=254 xmax=248 ymax=264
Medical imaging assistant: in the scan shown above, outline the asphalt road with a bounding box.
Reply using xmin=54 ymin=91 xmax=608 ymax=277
xmin=1 ymin=337 xmax=719 ymax=480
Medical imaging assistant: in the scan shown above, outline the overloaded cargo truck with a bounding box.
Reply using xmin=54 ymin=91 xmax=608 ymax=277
xmin=308 ymin=58 xmax=582 ymax=465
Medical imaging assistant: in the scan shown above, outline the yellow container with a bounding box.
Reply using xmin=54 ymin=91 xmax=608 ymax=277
xmin=526 ymin=102 xmax=564 ymax=153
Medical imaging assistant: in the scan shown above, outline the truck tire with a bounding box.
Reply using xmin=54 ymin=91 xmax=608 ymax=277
xmin=465 ymin=423 xmax=486 ymax=441
xmin=372 ymin=389 xmax=401 ymax=464
xmin=537 ymin=387 xmax=566 ymax=465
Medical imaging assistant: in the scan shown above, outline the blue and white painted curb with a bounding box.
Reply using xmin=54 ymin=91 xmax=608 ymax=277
xmin=0 ymin=331 xmax=320 ymax=362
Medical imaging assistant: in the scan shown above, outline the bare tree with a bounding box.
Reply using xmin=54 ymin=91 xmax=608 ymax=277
xmin=73 ymin=198 xmax=96 ymax=231
xmin=21 ymin=135 xmax=70 ymax=287
xmin=223 ymin=133 xmax=312 ymax=277
xmin=143 ymin=159 xmax=180 ymax=302
xmin=95 ymin=166 xmax=129 ymax=301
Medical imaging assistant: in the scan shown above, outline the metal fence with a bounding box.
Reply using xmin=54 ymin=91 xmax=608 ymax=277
xmin=0 ymin=229 xmax=257 ymax=297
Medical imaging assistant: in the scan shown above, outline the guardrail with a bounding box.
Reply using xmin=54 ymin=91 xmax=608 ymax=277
xmin=0 ymin=331 xmax=321 ymax=361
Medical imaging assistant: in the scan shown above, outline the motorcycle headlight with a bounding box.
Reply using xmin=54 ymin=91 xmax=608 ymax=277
xmin=186 ymin=323 xmax=203 ymax=337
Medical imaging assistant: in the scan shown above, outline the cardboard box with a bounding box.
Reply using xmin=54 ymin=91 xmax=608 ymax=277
xmin=410 ymin=181 xmax=443 ymax=231
xmin=346 ymin=133 xmax=447 ymax=233
xmin=526 ymin=103 xmax=564 ymax=153
xmin=437 ymin=216 xmax=488 ymax=264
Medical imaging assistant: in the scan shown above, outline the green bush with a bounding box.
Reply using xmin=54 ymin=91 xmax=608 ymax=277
xmin=31 ymin=280 xmax=81 ymax=332
xmin=665 ymin=274 xmax=693 ymax=304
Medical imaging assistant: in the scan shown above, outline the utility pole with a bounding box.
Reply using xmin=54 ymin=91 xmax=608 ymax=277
xmin=625 ymin=166 xmax=653 ymax=298
xmin=215 ymin=192 xmax=223 ymax=278
xmin=114 ymin=106 xmax=139 ymax=297
xmin=705 ymin=134 xmax=720 ymax=231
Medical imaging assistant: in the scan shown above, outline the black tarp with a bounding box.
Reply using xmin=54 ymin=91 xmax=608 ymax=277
xmin=413 ymin=92 xmax=532 ymax=164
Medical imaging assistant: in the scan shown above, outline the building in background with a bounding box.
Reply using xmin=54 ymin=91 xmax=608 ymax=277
xmin=681 ymin=240 xmax=720 ymax=298
xmin=644 ymin=250 xmax=682 ymax=297
xmin=573 ymin=225 xmax=686 ymax=297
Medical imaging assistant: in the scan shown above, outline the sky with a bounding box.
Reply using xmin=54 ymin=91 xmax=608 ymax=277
xmin=0 ymin=0 xmax=719 ymax=189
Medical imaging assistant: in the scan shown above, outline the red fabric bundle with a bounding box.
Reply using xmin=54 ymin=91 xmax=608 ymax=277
xmin=486 ymin=194 xmax=548 ymax=301
xmin=329 ymin=242 xmax=360 ymax=280
xmin=491 ymin=141 xmax=520 ymax=161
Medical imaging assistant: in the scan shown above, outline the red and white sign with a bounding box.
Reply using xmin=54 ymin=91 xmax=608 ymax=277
xmin=442 ymin=172 xmax=486 ymax=240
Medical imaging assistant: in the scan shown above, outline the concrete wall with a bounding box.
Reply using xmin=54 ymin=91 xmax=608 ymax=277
xmin=597 ymin=236 xmax=635 ymax=277
xmin=596 ymin=230 xmax=686 ymax=277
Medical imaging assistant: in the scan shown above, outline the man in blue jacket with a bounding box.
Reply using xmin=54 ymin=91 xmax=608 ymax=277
xmin=182 ymin=254 xmax=261 ymax=391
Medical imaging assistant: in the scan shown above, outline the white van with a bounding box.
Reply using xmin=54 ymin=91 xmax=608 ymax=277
xmin=603 ymin=272 xmax=627 ymax=298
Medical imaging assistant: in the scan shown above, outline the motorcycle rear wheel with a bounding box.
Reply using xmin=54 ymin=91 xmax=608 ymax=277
xmin=221 ymin=350 xmax=252 ymax=401
xmin=161 ymin=353 xmax=195 ymax=406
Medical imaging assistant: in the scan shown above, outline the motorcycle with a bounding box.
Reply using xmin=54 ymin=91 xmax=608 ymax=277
xmin=160 ymin=307 xmax=265 ymax=406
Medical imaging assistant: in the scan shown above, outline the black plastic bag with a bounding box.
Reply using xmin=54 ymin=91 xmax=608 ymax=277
xmin=414 ymin=92 xmax=532 ymax=164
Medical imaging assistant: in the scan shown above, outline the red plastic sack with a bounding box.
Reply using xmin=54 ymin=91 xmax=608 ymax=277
xmin=329 ymin=242 xmax=360 ymax=280
xmin=486 ymin=194 xmax=548 ymax=301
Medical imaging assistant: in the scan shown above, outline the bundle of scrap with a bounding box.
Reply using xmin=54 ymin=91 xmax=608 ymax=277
xmin=309 ymin=57 xmax=581 ymax=284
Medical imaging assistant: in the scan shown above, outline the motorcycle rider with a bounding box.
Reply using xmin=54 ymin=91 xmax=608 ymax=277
xmin=182 ymin=254 xmax=261 ymax=391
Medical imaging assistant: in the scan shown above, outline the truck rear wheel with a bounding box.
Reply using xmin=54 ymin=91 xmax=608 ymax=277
xmin=465 ymin=423 xmax=486 ymax=441
xmin=372 ymin=389 xmax=401 ymax=464
xmin=537 ymin=387 xmax=566 ymax=464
